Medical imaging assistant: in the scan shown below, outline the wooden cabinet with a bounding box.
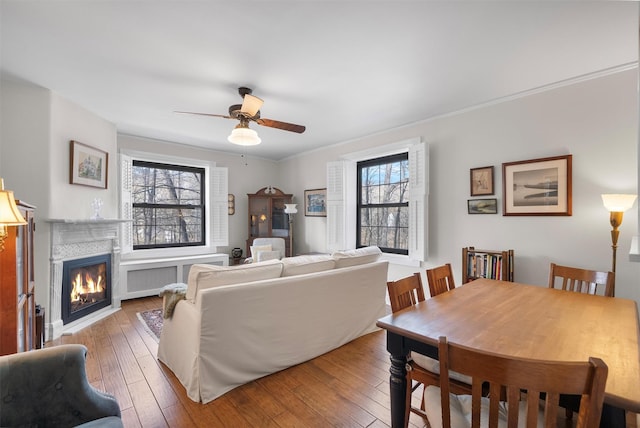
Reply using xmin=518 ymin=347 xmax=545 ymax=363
xmin=0 ymin=201 xmax=36 ymax=355
xmin=247 ymin=187 xmax=293 ymax=257
xmin=462 ymin=246 xmax=514 ymax=283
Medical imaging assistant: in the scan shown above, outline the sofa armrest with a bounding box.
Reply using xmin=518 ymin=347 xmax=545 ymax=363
xmin=0 ymin=344 xmax=122 ymax=427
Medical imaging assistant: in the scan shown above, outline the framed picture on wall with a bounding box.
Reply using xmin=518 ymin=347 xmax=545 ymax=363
xmin=468 ymin=198 xmax=498 ymax=214
xmin=470 ymin=166 xmax=494 ymax=196
xmin=70 ymin=140 xmax=108 ymax=189
xmin=502 ymin=154 xmax=572 ymax=216
xmin=304 ymin=188 xmax=327 ymax=217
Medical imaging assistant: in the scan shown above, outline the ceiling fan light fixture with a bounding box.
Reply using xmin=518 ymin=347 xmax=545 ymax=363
xmin=228 ymin=125 xmax=261 ymax=146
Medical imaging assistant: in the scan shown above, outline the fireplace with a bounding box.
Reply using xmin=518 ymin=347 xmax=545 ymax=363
xmin=47 ymin=219 xmax=124 ymax=340
xmin=61 ymin=254 xmax=112 ymax=324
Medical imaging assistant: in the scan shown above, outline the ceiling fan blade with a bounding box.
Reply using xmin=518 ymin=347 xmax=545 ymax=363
xmin=255 ymin=118 xmax=306 ymax=134
xmin=175 ymin=111 xmax=233 ymax=119
xmin=241 ymin=94 xmax=264 ymax=117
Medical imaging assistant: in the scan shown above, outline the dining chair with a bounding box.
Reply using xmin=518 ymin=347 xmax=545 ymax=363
xmin=548 ymin=263 xmax=615 ymax=297
xmin=423 ymin=336 xmax=608 ymax=428
xmin=386 ymin=273 xmax=472 ymax=426
xmin=426 ymin=263 xmax=456 ymax=297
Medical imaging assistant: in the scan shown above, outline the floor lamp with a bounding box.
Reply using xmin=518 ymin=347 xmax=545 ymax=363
xmin=601 ymin=194 xmax=637 ymax=290
xmin=284 ymin=203 xmax=298 ymax=257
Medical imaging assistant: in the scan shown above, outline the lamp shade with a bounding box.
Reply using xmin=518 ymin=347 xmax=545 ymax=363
xmin=601 ymin=194 xmax=637 ymax=212
xmin=284 ymin=204 xmax=298 ymax=214
xmin=227 ymin=126 xmax=261 ymax=146
xmin=0 ymin=190 xmax=26 ymax=225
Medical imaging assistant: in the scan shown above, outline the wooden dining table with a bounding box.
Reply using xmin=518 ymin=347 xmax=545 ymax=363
xmin=376 ymin=278 xmax=640 ymax=428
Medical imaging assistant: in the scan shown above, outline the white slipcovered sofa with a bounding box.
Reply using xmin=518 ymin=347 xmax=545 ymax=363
xmin=157 ymin=246 xmax=388 ymax=403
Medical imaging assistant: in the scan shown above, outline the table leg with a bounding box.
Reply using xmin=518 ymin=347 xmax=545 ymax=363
xmin=388 ymin=352 xmax=408 ymax=428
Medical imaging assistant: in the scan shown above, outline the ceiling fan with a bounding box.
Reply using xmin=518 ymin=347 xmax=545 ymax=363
xmin=176 ymin=87 xmax=306 ymax=146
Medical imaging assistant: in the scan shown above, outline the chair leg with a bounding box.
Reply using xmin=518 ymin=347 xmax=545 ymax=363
xmin=404 ymin=378 xmax=412 ymax=427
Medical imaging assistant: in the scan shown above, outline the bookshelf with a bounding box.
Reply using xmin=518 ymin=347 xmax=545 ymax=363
xmin=462 ymin=246 xmax=514 ymax=283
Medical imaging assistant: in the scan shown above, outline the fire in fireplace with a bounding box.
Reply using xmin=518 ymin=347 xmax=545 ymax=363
xmin=61 ymin=254 xmax=112 ymax=324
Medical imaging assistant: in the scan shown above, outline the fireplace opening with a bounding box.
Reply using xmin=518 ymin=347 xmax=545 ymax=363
xmin=62 ymin=254 xmax=112 ymax=325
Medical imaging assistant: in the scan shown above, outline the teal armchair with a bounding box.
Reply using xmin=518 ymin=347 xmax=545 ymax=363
xmin=0 ymin=344 xmax=123 ymax=428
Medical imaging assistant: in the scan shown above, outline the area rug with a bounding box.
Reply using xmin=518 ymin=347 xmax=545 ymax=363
xmin=137 ymin=308 xmax=163 ymax=342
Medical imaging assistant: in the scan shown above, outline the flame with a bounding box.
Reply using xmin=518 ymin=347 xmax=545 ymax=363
xmin=70 ymin=270 xmax=104 ymax=303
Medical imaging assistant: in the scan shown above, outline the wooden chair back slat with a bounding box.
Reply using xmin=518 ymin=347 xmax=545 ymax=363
xmin=426 ymin=263 xmax=456 ymax=297
xmin=548 ymin=263 xmax=615 ymax=297
xmin=436 ymin=336 xmax=608 ymax=428
xmin=386 ymin=273 xmax=425 ymax=313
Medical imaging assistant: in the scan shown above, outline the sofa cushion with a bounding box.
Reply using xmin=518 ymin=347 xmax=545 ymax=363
xmin=332 ymin=246 xmax=381 ymax=268
xmin=257 ymin=250 xmax=280 ymax=262
xmin=186 ymin=259 xmax=283 ymax=301
xmin=281 ymin=254 xmax=335 ymax=277
xmin=250 ymin=244 xmax=272 ymax=259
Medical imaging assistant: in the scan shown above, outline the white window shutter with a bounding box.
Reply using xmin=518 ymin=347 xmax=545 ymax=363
xmin=119 ymin=153 xmax=133 ymax=254
xmin=408 ymin=142 xmax=428 ymax=261
xmin=210 ymin=167 xmax=228 ymax=247
xmin=326 ymin=161 xmax=346 ymax=252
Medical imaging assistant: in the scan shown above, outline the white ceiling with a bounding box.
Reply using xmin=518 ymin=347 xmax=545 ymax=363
xmin=1 ymin=1 xmax=637 ymax=161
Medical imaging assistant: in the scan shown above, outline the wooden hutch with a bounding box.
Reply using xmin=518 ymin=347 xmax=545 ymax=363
xmin=0 ymin=201 xmax=36 ymax=355
xmin=247 ymin=187 xmax=293 ymax=257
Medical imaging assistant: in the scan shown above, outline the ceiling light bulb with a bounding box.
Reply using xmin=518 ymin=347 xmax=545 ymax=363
xmin=227 ymin=126 xmax=261 ymax=146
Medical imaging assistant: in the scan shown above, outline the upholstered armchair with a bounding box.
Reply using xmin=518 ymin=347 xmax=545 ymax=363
xmin=247 ymin=237 xmax=287 ymax=262
xmin=0 ymin=344 xmax=123 ymax=428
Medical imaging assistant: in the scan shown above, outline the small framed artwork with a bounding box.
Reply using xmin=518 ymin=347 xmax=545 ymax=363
xmin=468 ymin=198 xmax=498 ymax=214
xmin=470 ymin=166 xmax=494 ymax=196
xmin=502 ymin=154 xmax=572 ymax=216
xmin=304 ymin=188 xmax=327 ymax=217
xmin=70 ymin=140 xmax=108 ymax=189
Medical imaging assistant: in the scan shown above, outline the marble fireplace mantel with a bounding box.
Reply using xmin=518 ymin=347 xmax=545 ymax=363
xmin=46 ymin=219 xmax=129 ymax=340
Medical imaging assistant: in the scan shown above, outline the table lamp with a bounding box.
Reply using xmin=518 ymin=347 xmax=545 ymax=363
xmin=0 ymin=178 xmax=27 ymax=252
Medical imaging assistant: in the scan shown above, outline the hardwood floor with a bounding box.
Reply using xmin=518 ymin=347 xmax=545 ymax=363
xmin=47 ymin=296 xmax=639 ymax=428
xmin=47 ymin=296 xmax=429 ymax=428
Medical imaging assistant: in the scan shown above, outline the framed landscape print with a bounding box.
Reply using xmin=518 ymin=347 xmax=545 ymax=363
xmin=304 ymin=188 xmax=327 ymax=217
xmin=502 ymin=154 xmax=572 ymax=216
xmin=468 ymin=198 xmax=498 ymax=214
xmin=70 ymin=140 xmax=108 ymax=189
xmin=470 ymin=166 xmax=494 ymax=196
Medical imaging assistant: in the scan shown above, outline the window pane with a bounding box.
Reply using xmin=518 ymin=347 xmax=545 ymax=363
xmin=132 ymin=207 xmax=202 ymax=246
xmin=132 ymin=165 xmax=202 ymax=205
xmin=132 ymin=161 xmax=205 ymax=249
xmin=357 ymin=153 xmax=409 ymax=254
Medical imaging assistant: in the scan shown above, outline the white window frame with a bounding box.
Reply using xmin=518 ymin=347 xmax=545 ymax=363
xmin=119 ymin=149 xmax=228 ymax=260
xmin=327 ymin=138 xmax=428 ymax=266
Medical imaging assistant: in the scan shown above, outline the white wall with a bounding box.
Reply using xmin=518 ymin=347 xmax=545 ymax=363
xmin=282 ymin=69 xmax=640 ymax=302
xmin=0 ymin=77 xmax=119 ymax=310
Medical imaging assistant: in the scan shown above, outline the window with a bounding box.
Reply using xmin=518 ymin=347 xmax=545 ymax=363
xmin=131 ymin=161 xmax=205 ymax=249
xmin=120 ymin=150 xmax=228 ymax=256
xmin=357 ymin=153 xmax=409 ymax=254
xmin=326 ymin=138 xmax=426 ymax=262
